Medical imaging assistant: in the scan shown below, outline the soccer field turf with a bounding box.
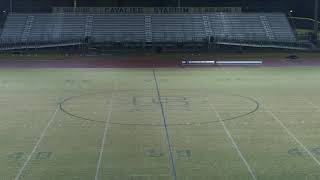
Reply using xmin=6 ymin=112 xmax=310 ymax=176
xmin=1 ymin=67 xmax=320 ymax=180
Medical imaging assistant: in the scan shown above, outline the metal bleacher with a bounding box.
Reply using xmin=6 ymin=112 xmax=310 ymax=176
xmin=21 ymin=14 xmax=86 ymax=42
xmin=151 ymin=15 xmax=206 ymax=42
xmin=92 ymin=15 xmax=145 ymax=42
xmin=0 ymin=12 xmax=308 ymax=50
xmin=1 ymin=14 xmax=27 ymax=43
xmin=266 ymin=13 xmax=296 ymax=42
xmin=211 ymin=13 xmax=270 ymax=42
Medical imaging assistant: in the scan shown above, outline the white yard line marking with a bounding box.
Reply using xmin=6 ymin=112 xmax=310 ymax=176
xmin=14 ymin=106 xmax=59 ymax=180
xmin=94 ymin=92 xmax=114 ymax=180
xmin=266 ymin=109 xmax=320 ymax=167
xmin=209 ymin=104 xmax=258 ymax=180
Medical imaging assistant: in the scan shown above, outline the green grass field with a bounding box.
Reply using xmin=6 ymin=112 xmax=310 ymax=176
xmin=1 ymin=67 xmax=320 ymax=180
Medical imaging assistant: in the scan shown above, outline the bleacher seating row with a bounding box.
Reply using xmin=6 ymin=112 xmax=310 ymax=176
xmin=0 ymin=13 xmax=296 ymax=45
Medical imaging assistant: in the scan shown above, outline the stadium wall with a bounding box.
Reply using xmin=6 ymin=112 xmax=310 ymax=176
xmin=11 ymin=0 xmax=287 ymax=13
xmin=52 ymin=7 xmax=242 ymax=14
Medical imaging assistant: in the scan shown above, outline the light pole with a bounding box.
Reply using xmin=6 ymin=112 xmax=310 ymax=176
xmin=74 ymin=0 xmax=77 ymax=13
xmin=10 ymin=0 xmax=13 ymax=13
xmin=289 ymin=10 xmax=293 ymax=17
xmin=314 ymin=0 xmax=319 ymax=41
xmin=178 ymin=0 xmax=181 ymax=8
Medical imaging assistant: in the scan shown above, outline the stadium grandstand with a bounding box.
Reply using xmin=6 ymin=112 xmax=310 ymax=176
xmin=0 ymin=0 xmax=317 ymax=51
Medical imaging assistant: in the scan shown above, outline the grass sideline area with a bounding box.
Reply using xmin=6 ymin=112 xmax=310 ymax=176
xmin=1 ymin=67 xmax=320 ymax=180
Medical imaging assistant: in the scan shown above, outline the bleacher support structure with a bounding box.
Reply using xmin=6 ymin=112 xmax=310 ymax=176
xmin=0 ymin=13 xmax=311 ymax=50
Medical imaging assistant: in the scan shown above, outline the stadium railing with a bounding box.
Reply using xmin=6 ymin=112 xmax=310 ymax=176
xmin=214 ymin=37 xmax=312 ymax=50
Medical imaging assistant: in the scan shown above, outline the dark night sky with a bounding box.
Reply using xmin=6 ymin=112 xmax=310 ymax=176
xmin=0 ymin=0 xmax=317 ymax=18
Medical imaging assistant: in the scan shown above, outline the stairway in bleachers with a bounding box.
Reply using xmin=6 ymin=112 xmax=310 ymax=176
xmin=202 ymin=15 xmax=213 ymax=40
xmin=21 ymin=15 xmax=34 ymax=42
xmin=144 ymin=16 xmax=152 ymax=43
xmin=260 ymin=15 xmax=275 ymax=41
xmin=85 ymin=15 xmax=94 ymax=38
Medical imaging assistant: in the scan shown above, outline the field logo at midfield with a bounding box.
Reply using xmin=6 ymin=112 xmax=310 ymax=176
xmin=145 ymin=149 xmax=191 ymax=158
xmin=132 ymin=96 xmax=190 ymax=111
xmin=59 ymin=91 xmax=259 ymax=126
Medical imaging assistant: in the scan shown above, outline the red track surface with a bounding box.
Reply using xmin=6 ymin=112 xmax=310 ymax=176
xmin=0 ymin=58 xmax=180 ymax=68
xmin=0 ymin=56 xmax=319 ymax=68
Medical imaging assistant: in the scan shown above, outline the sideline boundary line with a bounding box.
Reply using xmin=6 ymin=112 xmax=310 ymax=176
xmin=265 ymin=109 xmax=320 ymax=167
xmin=94 ymin=90 xmax=115 ymax=180
xmin=153 ymin=69 xmax=177 ymax=180
xmin=14 ymin=106 xmax=59 ymax=180
xmin=209 ymin=103 xmax=258 ymax=180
